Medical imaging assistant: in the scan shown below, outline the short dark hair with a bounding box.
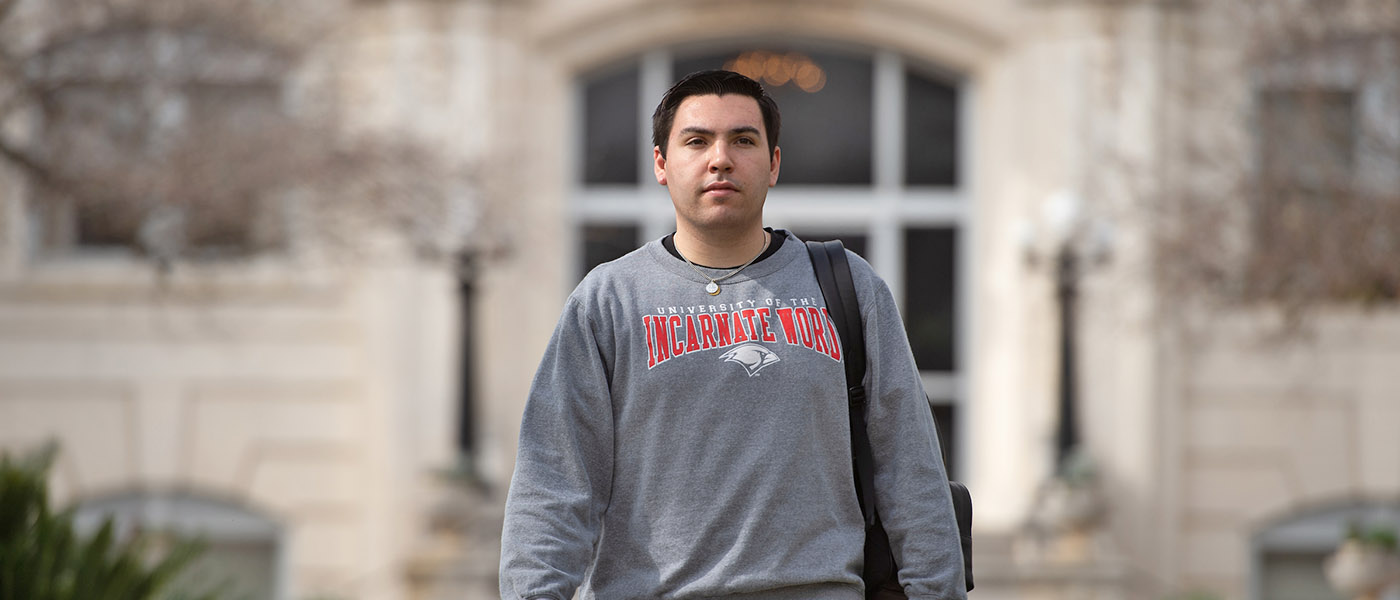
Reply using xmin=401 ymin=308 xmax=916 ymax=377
xmin=651 ymin=69 xmax=781 ymax=159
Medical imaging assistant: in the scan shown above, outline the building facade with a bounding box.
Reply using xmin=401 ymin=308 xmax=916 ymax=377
xmin=0 ymin=0 xmax=1396 ymax=599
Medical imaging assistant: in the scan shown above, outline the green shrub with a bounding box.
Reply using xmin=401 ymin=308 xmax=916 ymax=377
xmin=0 ymin=443 xmax=217 ymax=600
xmin=1346 ymin=521 xmax=1399 ymax=552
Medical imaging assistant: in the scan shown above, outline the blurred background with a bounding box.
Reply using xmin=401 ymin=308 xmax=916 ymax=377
xmin=0 ymin=0 xmax=1397 ymax=598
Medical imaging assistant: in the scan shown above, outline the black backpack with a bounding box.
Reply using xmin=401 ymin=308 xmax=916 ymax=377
xmin=806 ymin=240 xmax=974 ymax=598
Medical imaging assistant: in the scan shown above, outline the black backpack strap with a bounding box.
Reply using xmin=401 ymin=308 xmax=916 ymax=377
xmin=806 ymin=240 xmax=877 ymax=527
xmin=808 ymin=239 xmax=975 ymax=593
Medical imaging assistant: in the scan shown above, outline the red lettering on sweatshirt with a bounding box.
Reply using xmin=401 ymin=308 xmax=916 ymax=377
xmin=644 ymin=303 xmax=841 ymax=369
xmin=796 ymin=307 xmax=814 ymax=349
xmin=776 ymin=307 xmax=800 ymax=346
xmin=653 ymin=315 xmax=672 ymax=364
xmin=645 ymin=315 xmax=657 ymax=368
xmin=732 ymin=310 xmax=751 ymax=343
xmin=684 ymin=315 xmax=702 ymax=353
xmin=755 ymin=307 xmax=778 ymax=342
xmin=822 ymin=308 xmax=842 ymax=361
xmin=714 ymin=312 xmax=733 ymax=346
xmin=669 ymin=315 xmax=685 ymax=357
xmin=698 ymin=313 xmax=717 ymax=350
xmin=807 ymin=306 xmax=829 ymax=356
xmin=740 ymin=309 xmax=765 ymax=343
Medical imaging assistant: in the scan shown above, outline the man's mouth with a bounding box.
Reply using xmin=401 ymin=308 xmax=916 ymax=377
xmin=704 ymin=182 xmax=739 ymax=193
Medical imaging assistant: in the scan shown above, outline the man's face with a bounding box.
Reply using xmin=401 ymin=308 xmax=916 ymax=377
xmin=654 ymin=94 xmax=780 ymax=236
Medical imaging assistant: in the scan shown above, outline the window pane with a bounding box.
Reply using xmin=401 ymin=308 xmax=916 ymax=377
xmin=73 ymin=493 xmax=279 ymax=600
xmin=76 ymin=198 xmax=147 ymax=249
xmin=1258 ymin=89 xmax=1356 ymax=193
xmin=786 ymin=229 xmax=868 ymax=259
xmin=171 ymin=540 xmax=278 ymax=600
xmin=46 ymin=82 xmax=276 ymax=254
xmin=73 ymin=198 xmax=261 ymax=257
xmin=185 ymin=198 xmax=260 ymax=257
xmin=905 ymin=69 xmax=959 ymax=186
xmin=904 ymin=227 xmax=956 ymax=371
xmin=674 ymin=48 xmax=873 ymax=184
xmin=1260 ymin=552 xmax=1345 ymax=600
xmin=581 ymin=224 xmax=639 ymax=279
xmin=583 ymin=64 xmax=640 ymax=184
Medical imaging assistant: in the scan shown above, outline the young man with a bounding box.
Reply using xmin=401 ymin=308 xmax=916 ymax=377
xmin=500 ymin=70 xmax=966 ymax=600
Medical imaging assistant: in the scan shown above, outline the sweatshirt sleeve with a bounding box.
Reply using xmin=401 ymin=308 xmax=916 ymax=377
xmin=499 ymin=295 xmax=615 ymax=600
xmin=855 ymin=259 xmax=968 ymax=599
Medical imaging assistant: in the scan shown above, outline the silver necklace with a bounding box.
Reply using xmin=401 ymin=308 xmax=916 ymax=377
xmin=677 ymin=232 xmax=770 ymax=296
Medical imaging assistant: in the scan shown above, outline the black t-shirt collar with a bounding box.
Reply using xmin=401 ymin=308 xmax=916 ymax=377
xmin=661 ymin=227 xmax=787 ymax=269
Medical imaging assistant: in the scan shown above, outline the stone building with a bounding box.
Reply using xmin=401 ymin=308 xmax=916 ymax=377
xmin=0 ymin=1 xmax=1396 ymax=599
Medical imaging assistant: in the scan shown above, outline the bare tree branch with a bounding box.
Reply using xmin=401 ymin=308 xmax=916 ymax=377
xmin=1153 ymin=0 xmax=1400 ymax=314
xmin=0 ymin=0 xmax=483 ymax=265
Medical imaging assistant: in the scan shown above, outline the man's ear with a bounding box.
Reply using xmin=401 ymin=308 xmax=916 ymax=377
xmin=768 ymin=146 xmax=781 ymax=186
xmin=654 ymin=145 xmax=668 ymax=185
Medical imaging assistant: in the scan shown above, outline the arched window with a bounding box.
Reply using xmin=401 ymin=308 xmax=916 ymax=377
xmin=1252 ymin=501 xmax=1400 ymax=600
xmin=73 ymin=491 xmax=283 ymax=599
xmin=574 ymin=42 xmax=969 ymax=477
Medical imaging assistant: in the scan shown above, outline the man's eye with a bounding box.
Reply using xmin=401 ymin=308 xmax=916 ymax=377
xmin=736 ymin=137 xmax=756 ymax=146
xmin=685 ymin=138 xmax=706 ymax=146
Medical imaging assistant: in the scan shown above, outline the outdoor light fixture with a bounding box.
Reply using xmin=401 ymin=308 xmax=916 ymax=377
xmin=724 ymin=51 xmax=827 ymax=93
xmin=1017 ymin=189 xmax=1116 ymax=551
xmin=1018 ymin=189 xmax=1113 ymax=475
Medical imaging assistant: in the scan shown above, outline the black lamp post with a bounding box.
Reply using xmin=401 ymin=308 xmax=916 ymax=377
xmin=455 ymin=251 xmax=478 ymax=463
xmin=1053 ymin=248 xmax=1081 ymax=476
xmin=1021 ymin=190 xmax=1110 ymax=478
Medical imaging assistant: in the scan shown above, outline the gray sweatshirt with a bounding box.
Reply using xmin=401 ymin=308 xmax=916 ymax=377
xmin=500 ymin=231 xmax=966 ymax=600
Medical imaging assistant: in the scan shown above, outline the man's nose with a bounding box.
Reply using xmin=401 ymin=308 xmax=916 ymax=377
xmin=708 ymin=143 xmax=734 ymax=172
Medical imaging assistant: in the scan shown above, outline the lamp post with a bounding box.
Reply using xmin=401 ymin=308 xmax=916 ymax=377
xmin=1021 ymin=189 xmax=1111 ymax=476
xmin=1053 ymin=242 xmax=1082 ymax=475
xmin=1018 ymin=190 xmax=1113 ymax=544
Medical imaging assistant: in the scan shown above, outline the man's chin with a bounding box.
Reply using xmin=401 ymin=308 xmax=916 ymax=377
xmin=689 ymin=213 xmax=762 ymax=234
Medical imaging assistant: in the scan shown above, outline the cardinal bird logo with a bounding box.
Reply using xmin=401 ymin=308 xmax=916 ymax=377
xmin=719 ymin=343 xmax=781 ymax=377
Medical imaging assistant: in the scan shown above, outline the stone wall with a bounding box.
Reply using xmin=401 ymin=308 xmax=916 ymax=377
xmin=1172 ymin=310 xmax=1400 ymax=597
xmin=0 ymin=257 xmax=462 ymax=599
